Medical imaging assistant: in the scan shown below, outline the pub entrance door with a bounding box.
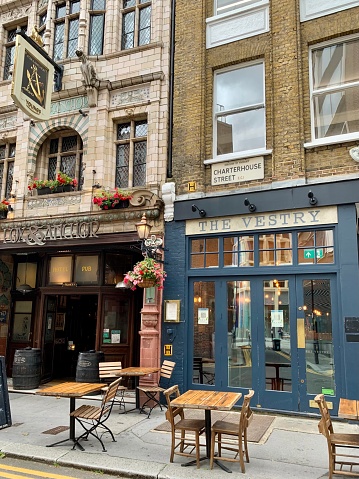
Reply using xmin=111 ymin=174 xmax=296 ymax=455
xmin=190 ymin=274 xmax=338 ymax=413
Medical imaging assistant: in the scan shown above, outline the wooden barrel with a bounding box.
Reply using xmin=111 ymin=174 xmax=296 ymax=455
xmin=75 ymin=351 xmax=104 ymax=383
xmin=12 ymin=348 xmax=41 ymax=390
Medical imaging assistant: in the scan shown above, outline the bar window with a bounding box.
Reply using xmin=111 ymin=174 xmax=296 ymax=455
xmin=298 ymin=230 xmax=334 ymax=264
xmin=49 ymin=256 xmax=72 ymax=284
xmin=74 ymin=255 xmax=99 ymax=284
xmin=259 ymin=233 xmax=292 ymax=266
xmin=224 ymin=236 xmax=254 ymax=267
xmin=190 ymin=238 xmax=219 ymax=268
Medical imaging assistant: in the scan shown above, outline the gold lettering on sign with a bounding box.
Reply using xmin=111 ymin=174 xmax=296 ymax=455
xmin=81 ymin=266 xmax=92 ymax=272
xmin=52 ymin=267 xmax=69 ymax=273
xmin=25 ymin=99 xmax=41 ymax=115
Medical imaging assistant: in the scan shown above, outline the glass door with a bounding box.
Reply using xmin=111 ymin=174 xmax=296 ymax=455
xmin=189 ymin=275 xmax=337 ymax=413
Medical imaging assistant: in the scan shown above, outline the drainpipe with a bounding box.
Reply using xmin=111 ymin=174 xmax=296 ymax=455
xmin=167 ymin=0 xmax=176 ymax=179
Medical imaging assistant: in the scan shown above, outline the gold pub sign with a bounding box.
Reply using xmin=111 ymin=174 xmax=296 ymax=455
xmin=11 ymin=34 xmax=54 ymax=121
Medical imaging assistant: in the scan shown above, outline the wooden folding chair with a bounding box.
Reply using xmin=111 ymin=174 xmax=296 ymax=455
xmin=99 ymin=361 xmax=127 ymax=412
xmin=163 ymin=385 xmax=205 ymax=468
xmin=314 ymin=394 xmax=359 ymax=478
xmin=138 ymin=360 xmax=175 ymax=418
xmin=71 ymin=378 xmax=121 ymax=451
xmin=210 ymin=389 xmax=254 ymax=473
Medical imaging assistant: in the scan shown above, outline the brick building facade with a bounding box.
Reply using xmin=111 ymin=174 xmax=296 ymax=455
xmin=163 ymin=0 xmax=359 ymax=414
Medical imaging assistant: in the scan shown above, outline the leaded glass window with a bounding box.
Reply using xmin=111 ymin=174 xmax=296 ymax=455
xmin=43 ymin=133 xmax=83 ymax=190
xmin=53 ymin=1 xmax=79 ymax=60
xmin=116 ymin=120 xmax=147 ymax=188
xmin=4 ymin=26 xmax=27 ymax=80
xmin=121 ymin=0 xmax=151 ymax=50
xmin=89 ymin=0 xmax=106 ymax=56
xmin=0 ymin=143 xmax=15 ymax=199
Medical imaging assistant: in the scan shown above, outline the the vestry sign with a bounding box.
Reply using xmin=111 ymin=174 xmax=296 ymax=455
xmin=11 ymin=33 xmax=54 ymax=121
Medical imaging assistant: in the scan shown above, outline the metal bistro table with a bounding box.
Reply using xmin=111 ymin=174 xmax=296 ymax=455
xmin=36 ymin=381 xmax=105 ymax=449
xmin=117 ymin=366 xmax=160 ymax=412
xmin=170 ymin=389 xmax=242 ymax=472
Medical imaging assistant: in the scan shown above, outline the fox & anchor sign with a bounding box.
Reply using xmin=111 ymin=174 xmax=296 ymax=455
xmin=11 ymin=32 xmax=54 ymax=121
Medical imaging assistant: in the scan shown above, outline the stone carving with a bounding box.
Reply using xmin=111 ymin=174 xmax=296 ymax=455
xmin=162 ymin=182 xmax=175 ymax=222
xmin=0 ymin=116 xmax=16 ymax=131
xmin=51 ymin=96 xmax=88 ymax=116
xmin=27 ymin=195 xmax=82 ymax=209
xmin=130 ymin=189 xmax=163 ymax=209
xmin=2 ymin=6 xmax=31 ymax=23
xmin=75 ymin=50 xmax=99 ymax=88
xmin=111 ymin=87 xmax=150 ymax=107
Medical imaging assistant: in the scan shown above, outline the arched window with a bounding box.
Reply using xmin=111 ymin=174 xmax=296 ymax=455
xmin=36 ymin=131 xmax=84 ymax=190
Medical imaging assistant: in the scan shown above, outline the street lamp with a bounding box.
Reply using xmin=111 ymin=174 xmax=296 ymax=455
xmin=135 ymin=214 xmax=163 ymax=259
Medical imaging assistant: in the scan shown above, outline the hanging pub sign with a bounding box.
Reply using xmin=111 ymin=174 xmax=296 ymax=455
xmin=11 ymin=33 xmax=54 ymax=121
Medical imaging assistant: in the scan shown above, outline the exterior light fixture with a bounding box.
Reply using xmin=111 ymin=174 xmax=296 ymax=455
xmin=308 ymin=191 xmax=317 ymax=206
xmin=191 ymin=204 xmax=206 ymax=217
xmin=135 ymin=213 xmax=163 ymax=259
xmin=244 ymin=198 xmax=256 ymax=213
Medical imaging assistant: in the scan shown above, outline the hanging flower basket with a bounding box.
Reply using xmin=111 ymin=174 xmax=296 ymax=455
xmin=124 ymin=257 xmax=166 ymax=290
xmin=137 ymin=278 xmax=156 ymax=289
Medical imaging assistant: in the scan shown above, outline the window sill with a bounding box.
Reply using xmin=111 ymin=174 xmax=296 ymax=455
xmin=204 ymin=149 xmax=272 ymax=165
xmin=304 ymin=134 xmax=359 ymax=149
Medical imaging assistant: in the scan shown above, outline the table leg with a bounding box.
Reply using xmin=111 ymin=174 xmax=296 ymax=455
xmin=46 ymin=397 xmax=84 ymax=450
xmin=119 ymin=375 xmax=140 ymax=414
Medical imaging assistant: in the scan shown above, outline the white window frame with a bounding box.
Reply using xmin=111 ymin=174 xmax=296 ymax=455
xmin=305 ymin=33 xmax=359 ymax=149
xmin=214 ymin=0 xmax=261 ymax=16
xmin=209 ymin=60 xmax=269 ymax=165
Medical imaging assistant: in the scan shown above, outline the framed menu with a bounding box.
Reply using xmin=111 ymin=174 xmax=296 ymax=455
xmin=164 ymin=300 xmax=180 ymax=322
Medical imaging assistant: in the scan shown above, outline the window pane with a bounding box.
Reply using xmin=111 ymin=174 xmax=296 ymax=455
xmin=116 ymin=144 xmax=129 ymax=188
xmin=123 ymin=0 xmax=135 ymax=7
xmin=313 ymin=87 xmax=359 ymax=139
xmin=74 ymin=255 xmax=99 ymax=284
xmin=89 ymin=14 xmax=105 ymax=55
xmin=70 ymin=0 xmax=80 ymax=14
xmin=92 ymin=0 xmax=106 ymax=8
xmin=135 ymin=120 xmax=147 ymax=137
xmin=138 ymin=5 xmax=151 ymax=45
xmin=228 ymin=281 xmax=252 ymax=388
xmin=49 ymin=256 xmax=72 ymax=284
xmin=316 ymin=230 xmax=333 ymax=247
xmin=193 ymin=282 xmax=215 ymax=385
xmin=298 ymin=231 xmax=314 ymax=247
xmin=48 ymin=158 xmax=57 ymax=180
xmin=312 ymin=40 xmax=359 ymax=90
xmin=205 ymin=254 xmax=219 ymax=267
xmin=5 ymin=161 xmax=14 ymax=199
xmin=217 ymin=0 xmax=249 ymax=14
xmin=117 ymin=123 xmax=130 ymax=140
xmin=62 ymin=136 xmax=77 ymax=152
xmin=67 ymin=18 xmax=79 ymax=57
xmin=133 ymin=141 xmax=146 ymax=186
xmin=60 ymin=155 xmax=76 ymax=177
xmin=56 ymin=4 xmax=66 ymax=18
xmin=276 ymin=233 xmax=292 ymax=249
xmin=217 ymin=108 xmax=265 ymax=154
xmin=54 ymin=23 xmax=65 ymax=60
xmin=259 ymin=250 xmax=275 ymax=266
xmin=122 ymin=11 xmax=135 ymax=49
xmin=216 ymin=64 xmax=263 ymax=112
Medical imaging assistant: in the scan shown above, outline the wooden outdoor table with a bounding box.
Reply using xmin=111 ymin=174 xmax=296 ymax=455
xmin=37 ymin=382 xmax=105 ymax=448
xmin=338 ymin=398 xmax=359 ymax=420
xmin=171 ymin=389 xmax=242 ymax=472
xmin=117 ymin=367 xmax=160 ymax=411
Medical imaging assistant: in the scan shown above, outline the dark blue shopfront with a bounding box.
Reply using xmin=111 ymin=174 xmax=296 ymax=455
xmin=163 ymin=181 xmax=359 ymax=416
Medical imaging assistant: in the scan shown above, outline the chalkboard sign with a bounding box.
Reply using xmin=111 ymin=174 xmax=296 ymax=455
xmin=0 ymin=356 xmax=11 ymax=428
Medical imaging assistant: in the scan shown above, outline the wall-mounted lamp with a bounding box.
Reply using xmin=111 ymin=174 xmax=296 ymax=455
xmin=115 ymin=280 xmax=130 ymax=289
xmin=79 ymin=109 xmax=87 ymax=117
xmin=308 ymin=191 xmax=318 ymax=206
xmin=191 ymin=204 xmax=206 ymax=217
xmin=244 ymin=198 xmax=256 ymax=213
xmin=135 ymin=213 xmax=163 ymax=259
